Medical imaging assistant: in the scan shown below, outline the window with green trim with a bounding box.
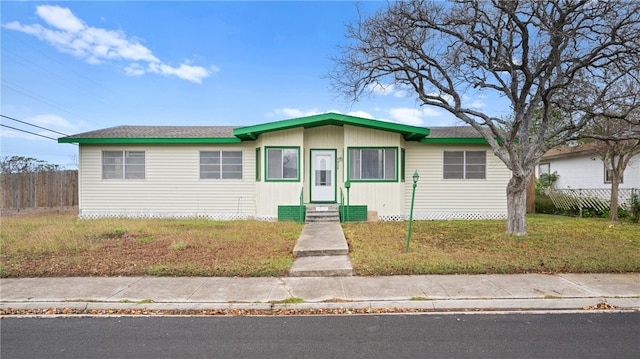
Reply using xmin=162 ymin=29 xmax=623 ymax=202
xmin=200 ymin=151 xmax=242 ymax=179
xmin=349 ymin=148 xmax=397 ymax=181
xmin=255 ymin=148 xmax=261 ymax=181
xmin=102 ymin=151 xmax=145 ymax=179
xmin=401 ymin=148 xmax=406 ymax=182
xmin=266 ymin=147 xmax=299 ymax=180
xmin=443 ymin=151 xmax=486 ymax=179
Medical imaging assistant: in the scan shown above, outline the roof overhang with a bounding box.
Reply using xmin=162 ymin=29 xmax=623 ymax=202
xmin=233 ymin=113 xmax=430 ymax=141
xmin=58 ymin=137 xmax=241 ymax=144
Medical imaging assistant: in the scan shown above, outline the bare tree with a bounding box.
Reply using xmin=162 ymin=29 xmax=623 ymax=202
xmin=581 ymin=69 xmax=640 ymax=221
xmin=330 ymin=0 xmax=640 ymax=235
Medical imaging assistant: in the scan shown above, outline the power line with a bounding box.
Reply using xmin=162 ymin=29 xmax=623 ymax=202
xmin=1 ymin=114 xmax=69 ymax=136
xmin=1 ymin=123 xmax=59 ymax=141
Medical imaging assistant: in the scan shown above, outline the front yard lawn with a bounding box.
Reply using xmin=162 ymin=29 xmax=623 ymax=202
xmin=1 ymin=212 xmax=638 ymax=277
xmin=343 ymin=214 xmax=640 ymax=275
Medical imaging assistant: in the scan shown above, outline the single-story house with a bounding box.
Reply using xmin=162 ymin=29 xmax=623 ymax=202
xmin=538 ymin=143 xmax=640 ymax=189
xmin=58 ymin=113 xmax=511 ymax=221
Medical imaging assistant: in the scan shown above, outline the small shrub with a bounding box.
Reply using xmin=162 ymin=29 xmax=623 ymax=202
xmin=137 ymin=236 xmax=155 ymax=243
xmin=170 ymin=241 xmax=187 ymax=251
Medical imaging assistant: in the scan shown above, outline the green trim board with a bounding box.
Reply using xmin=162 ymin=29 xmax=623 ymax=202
xmin=278 ymin=205 xmax=305 ymax=222
xmin=346 ymin=146 xmax=399 ymax=182
xmin=58 ymin=137 xmax=241 ymax=144
xmin=234 ymin=113 xmax=430 ymax=141
xmin=309 ymin=148 xmax=337 ymax=203
xmin=264 ymin=146 xmax=301 ymax=182
xmin=339 ymin=205 xmax=368 ymax=222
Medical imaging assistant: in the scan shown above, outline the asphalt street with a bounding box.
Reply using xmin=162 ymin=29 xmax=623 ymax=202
xmin=2 ymin=312 xmax=639 ymax=358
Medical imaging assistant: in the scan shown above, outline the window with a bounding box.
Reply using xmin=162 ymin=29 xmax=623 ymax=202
xmin=538 ymin=163 xmax=550 ymax=177
xmin=266 ymin=147 xmax=299 ymax=180
xmin=102 ymin=151 xmax=145 ymax=179
xmin=443 ymin=151 xmax=486 ymax=179
xmin=349 ymin=148 xmax=397 ymax=181
xmin=200 ymin=151 xmax=242 ymax=179
xmin=604 ymin=165 xmax=623 ymax=184
xmin=401 ymin=148 xmax=406 ymax=182
xmin=255 ymin=148 xmax=261 ymax=181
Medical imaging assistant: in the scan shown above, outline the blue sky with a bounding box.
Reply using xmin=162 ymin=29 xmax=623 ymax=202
xmin=1 ymin=1 xmax=504 ymax=168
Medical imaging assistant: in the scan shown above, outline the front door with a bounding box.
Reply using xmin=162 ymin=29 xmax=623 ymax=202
xmin=310 ymin=149 xmax=336 ymax=202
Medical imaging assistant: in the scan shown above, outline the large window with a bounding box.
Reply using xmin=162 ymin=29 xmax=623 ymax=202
xmin=349 ymin=148 xmax=397 ymax=181
xmin=443 ymin=151 xmax=486 ymax=179
xmin=266 ymin=147 xmax=299 ymax=181
xmin=102 ymin=151 xmax=145 ymax=179
xmin=200 ymin=151 xmax=243 ymax=179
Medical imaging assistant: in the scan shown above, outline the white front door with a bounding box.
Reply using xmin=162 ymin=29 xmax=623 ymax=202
xmin=310 ymin=149 xmax=336 ymax=202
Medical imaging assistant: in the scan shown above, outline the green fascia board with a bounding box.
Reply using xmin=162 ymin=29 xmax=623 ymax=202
xmin=58 ymin=137 xmax=242 ymax=144
xmin=233 ymin=113 xmax=430 ymax=141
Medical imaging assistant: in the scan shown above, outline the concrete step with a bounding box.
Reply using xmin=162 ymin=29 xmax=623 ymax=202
xmin=305 ymin=205 xmax=340 ymax=223
xmin=289 ymin=255 xmax=353 ymax=277
xmin=293 ymin=222 xmax=349 ymax=257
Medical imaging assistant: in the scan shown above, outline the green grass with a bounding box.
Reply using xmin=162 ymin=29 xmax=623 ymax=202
xmin=343 ymin=214 xmax=640 ymax=275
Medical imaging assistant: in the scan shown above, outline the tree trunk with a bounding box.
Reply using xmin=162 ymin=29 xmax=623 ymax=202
xmin=610 ymin=177 xmax=620 ymax=222
xmin=506 ymin=173 xmax=529 ymax=236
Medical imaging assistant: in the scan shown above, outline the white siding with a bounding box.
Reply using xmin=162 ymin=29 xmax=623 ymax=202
xmin=79 ymin=143 xmax=256 ymax=219
xmin=405 ymin=142 xmax=511 ymax=220
xmin=255 ymin=128 xmax=304 ymax=219
xmin=343 ymin=125 xmax=405 ymax=218
xmin=544 ymin=154 xmax=640 ymax=189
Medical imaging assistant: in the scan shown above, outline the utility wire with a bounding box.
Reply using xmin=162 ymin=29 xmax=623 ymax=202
xmin=1 ymin=114 xmax=69 ymax=136
xmin=1 ymin=123 xmax=59 ymax=141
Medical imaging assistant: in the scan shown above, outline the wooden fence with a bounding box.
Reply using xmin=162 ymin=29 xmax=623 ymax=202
xmin=0 ymin=170 xmax=78 ymax=212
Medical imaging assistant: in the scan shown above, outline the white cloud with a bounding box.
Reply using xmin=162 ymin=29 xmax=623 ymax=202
xmin=0 ymin=114 xmax=79 ymax=140
xmin=469 ymin=100 xmax=486 ymax=109
xmin=422 ymin=107 xmax=444 ymax=117
xmin=273 ymin=108 xmax=321 ymax=118
xmin=368 ymin=83 xmax=395 ymax=96
xmin=346 ymin=110 xmax=374 ymax=119
xmin=3 ymin=5 xmax=213 ymax=83
xmin=389 ymin=108 xmax=425 ymax=126
xmin=36 ymin=5 xmax=84 ymax=32
xmin=124 ymin=63 xmax=145 ymax=76
xmin=29 ymin=114 xmax=78 ymax=132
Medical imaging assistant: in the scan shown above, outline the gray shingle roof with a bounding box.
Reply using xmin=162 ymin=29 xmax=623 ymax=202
xmin=61 ymin=124 xmax=483 ymax=140
xmin=63 ymin=125 xmax=237 ymax=139
xmin=428 ymin=126 xmax=482 ymax=138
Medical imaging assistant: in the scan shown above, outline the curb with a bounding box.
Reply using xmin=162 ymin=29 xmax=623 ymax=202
xmin=2 ymin=297 xmax=638 ymax=314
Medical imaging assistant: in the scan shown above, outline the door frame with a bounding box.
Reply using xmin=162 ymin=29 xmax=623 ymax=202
xmin=309 ymin=148 xmax=337 ymax=203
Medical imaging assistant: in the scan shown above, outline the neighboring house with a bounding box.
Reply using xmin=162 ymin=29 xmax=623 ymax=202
xmin=538 ymin=143 xmax=640 ymax=189
xmin=58 ymin=113 xmax=511 ymax=221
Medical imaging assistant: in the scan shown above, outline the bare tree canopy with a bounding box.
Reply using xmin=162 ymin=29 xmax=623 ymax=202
xmin=330 ymin=0 xmax=640 ymax=235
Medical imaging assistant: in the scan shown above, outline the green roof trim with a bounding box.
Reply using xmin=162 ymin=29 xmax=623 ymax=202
xmin=233 ymin=113 xmax=430 ymax=141
xmin=58 ymin=137 xmax=241 ymax=144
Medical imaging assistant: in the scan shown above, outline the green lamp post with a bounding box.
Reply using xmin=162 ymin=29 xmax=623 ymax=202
xmin=405 ymin=170 xmax=419 ymax=252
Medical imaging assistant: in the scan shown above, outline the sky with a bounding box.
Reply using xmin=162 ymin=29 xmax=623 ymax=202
xmin=1 ymin=1 xmax=508 ymax=169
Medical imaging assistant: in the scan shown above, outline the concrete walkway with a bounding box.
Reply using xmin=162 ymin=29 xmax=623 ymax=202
xmin=1 ymin=273 xmax=638 ymax=313
xmin=289 ymin=222 xmax=352 ymax=277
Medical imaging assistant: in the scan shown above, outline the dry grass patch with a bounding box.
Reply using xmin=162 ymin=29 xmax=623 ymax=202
xmin=343 ymin=214 xmax=640 ymax=275
xmin=1 ymin=212 xmax=302 ymax=277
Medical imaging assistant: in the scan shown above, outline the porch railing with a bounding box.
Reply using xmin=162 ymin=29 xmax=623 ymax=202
xmin=299 ymin=187 xmax=305 ymax=223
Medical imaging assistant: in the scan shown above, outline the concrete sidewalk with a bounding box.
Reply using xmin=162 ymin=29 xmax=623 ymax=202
xmin=1 ymin=273 xmax=638 ymax=313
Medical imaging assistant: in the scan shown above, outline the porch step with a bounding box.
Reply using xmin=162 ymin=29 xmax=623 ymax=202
xmin=289 ymin=255 xmax=353 ymax=277
xmin=305 ymin=204 xmax=340 ymax=223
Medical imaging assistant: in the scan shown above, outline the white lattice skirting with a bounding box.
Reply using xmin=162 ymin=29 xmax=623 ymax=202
xmin=78 ymin=211 xmax=506 ymax=222
xmin=410 ymin=212 xmax=507 ymax=221
xmin=79 ymin=211 xmax=254 ymax=221
xmin=378 ymin=212 xmax=507 ymax=221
